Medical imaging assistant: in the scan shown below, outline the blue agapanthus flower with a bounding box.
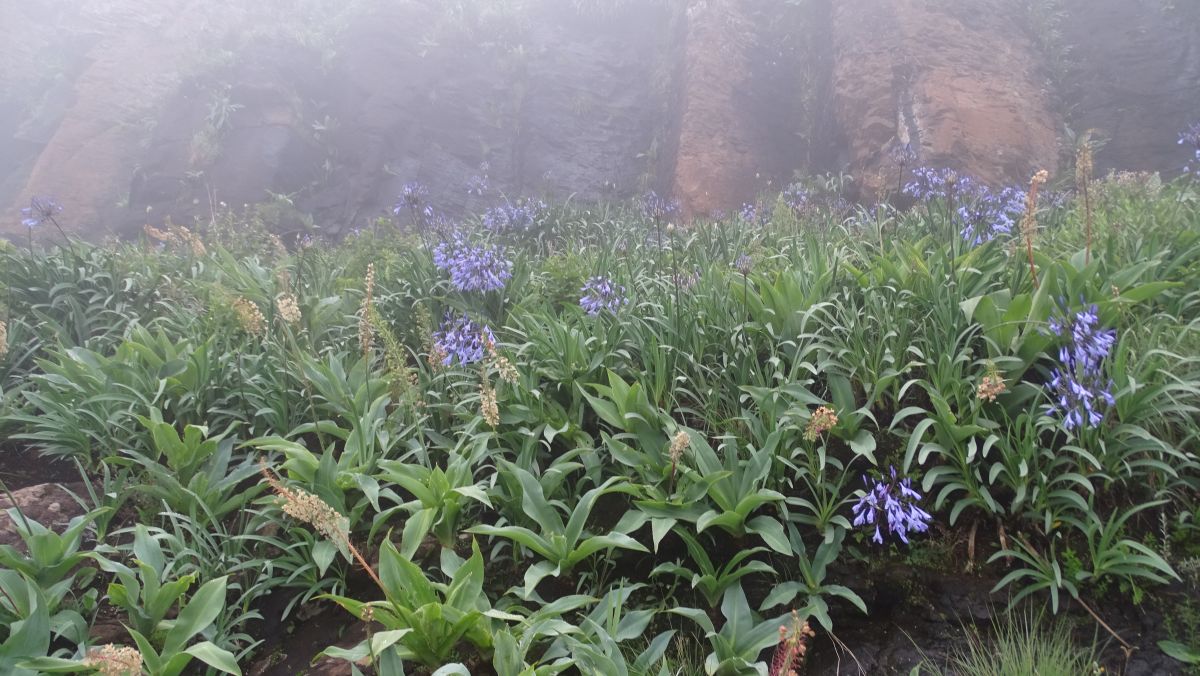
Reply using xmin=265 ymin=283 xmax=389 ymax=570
xmin=467 ymin=162 xmax=490 ymax=196
xmin=738 ymin=202 xmax=764 ymax=225
xmin=1045 ymin=303 xmax=1117 ymax=430
xmin=851 ymin=466 xmax=932 ymax=545
xmin=393 ymin=182 xmax=429 ymax=214
xmin=958 ymin=184 xmax=1027 ymax=246
xmin=781 ymin=183 xmax=808 ymax=213
xmin=904 ymin=167 xmax=961 ymax=202
xmin=21 ymin=196 xmax=63 ymax=228
xmin=580 ymin=276 xmax=628 ymax=316
xmin=1179 ymin=123 xmax=1200 ymax=174
xmin=890 ymin=140 xmax=917 ymax=166
xmin=434 ymin=312 xmax=495 ymax=366
xmin=482 ymin=198 xmax=546 ymax=233
xmin=639 ymin=190 xmax=679 ymax=222
xmin=432 ymin=231 xmax=512 ymax=292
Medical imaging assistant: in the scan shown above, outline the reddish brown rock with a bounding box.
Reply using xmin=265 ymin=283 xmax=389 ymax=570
xmin=671 ymin=0 xmax=762 ymax=219
xmin=831 ymin=0 xmax=1060 ymax=195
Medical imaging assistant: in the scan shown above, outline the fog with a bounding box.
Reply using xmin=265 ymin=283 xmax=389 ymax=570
xmin=2 ymin=0 xmax=1197 ymax=239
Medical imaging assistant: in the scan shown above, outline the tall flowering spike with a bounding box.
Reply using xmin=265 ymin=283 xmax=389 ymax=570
xmin=433 ymin=312 xmax=495 ymax=366
xmin=485 ymin=334 xmax=519 ymax=384
xmin=0 ymin=320 xmax=7 ymax=359
xmin=359 ymin=263 xmax=376 ymax=358
xmin=20 ymin=196 xmax=62 ymax=228
xmin=276 ymin=294 xmax=301 ymax=326
xmin=479 ymin=377 xmax=499 ymax=428
xmin=580 ymin=275 xmax=628 ymax=316
xmin=977 ymin=362 xmax=1007 ymax=402
xmin=1020 ymin=170 xmax=1049 ymax=288
xmin=1045 ymin=303 xmax=1116 ymax=430
xmin=432 ymin=231 xmax=512 ymax=292
xmin=769 ymin=611 xmax=816 ymax=676
xmin=85 ymin=644 xmax=143 ymax=676
xmin=260 ymin=460 xmax=349 ymax=545
xmin=1179 ymin=122 xmax=1200 ymax=174
xmin=668 ymin=431 xmax=690 ymax=466
xmin=851 ymin=466 xmax=932 ymax=545
xmin=804 ymin=406 xmax=839 ymax=442
xmin=232 ymin=297 xmax=266 ymax=337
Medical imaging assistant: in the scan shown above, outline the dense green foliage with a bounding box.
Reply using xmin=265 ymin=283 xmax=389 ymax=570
xmin=1 ymin=173 xmax=1198 ymax=674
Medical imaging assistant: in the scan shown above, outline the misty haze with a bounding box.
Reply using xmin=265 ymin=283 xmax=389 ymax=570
xmin=1 ymin=1 xmax=1199 ymax=674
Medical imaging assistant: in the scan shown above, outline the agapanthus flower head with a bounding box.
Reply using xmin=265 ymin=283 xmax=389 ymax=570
xmin=739 ymin=202 xmax=766 ymax=226
xmin=889 ymin=140 xmax=917 ymax=166
xmin=432 ymin=231 xmax=512 ymax=292
xmin=467 ymin=162 xmax=490 ymax=196
xmin=1179 ymin=122 xmax=1200 ymax=173
xmin=781 ymin=183 xmax=809 ymax=213
xmin=393 ymin=182 xmax=429 ymax=214
xmin=672 ymin=267 xmax=701 ymax=291
xmin=958 ymin=184 xmax=1027 ymax=246
xmin=434 ymin=311 xmax=495 ymax=366
xmin=20 ymin=196 xmax=62 ymax=228
xmin=734 ymin=254 xmax=753 ymax=276
xmin=639 ymin=190 xmax=679 ymax=222
xmin=580 ymin=275 xmax=628 ymax=316
xmin=851 ymin=466 xmax=932 ymax=545
xmin=1044 ymin=302 xmax=1117 ymax=430
xmin=904 ymin=167 xmax=960 ymax=202
xmin=482 ymin=198 xmax=546 ymax=233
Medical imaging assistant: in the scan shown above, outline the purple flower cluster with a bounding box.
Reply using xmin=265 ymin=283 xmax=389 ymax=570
xmin=639 ymin=191 xmax=679 ymax=222
xmin=904 ymin=167 xmax=961 ymax=202
xmin=1180 ymin=123 xmax=1200 ymax=174
xmin=393 ymin=182 xmax=428 ymax=214
xmin=432 ymin=232 xmax=512 ymax=292
xmin=434 ymin=312 xmax=495 ymax=366
xmin=739 ymin=202 xmax=765 ymax=225
xmin=482 ymin=198 xmax=546 ymax=233
xmin=852 ymin=467 xmax=932 ymax=545
xmin=580 ymin=276 xmax=628 ymax=316
xmin=21 ymin=196 xmax=62 ymax=229
xmin=890 ymin=140 xmax=917 ymax=167
xmin=781 ymin=183 xmax=809 ymax=213
xmin=1045 ymin=304 xmax=1117 ymax=430
xmin=958 ymin=185 xmax=1027 ymax=246
xmin=467 ymin=162 xmax=490 ymax=196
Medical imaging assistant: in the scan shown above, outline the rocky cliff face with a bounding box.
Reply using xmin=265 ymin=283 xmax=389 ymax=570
xmin=1 ymin=0 xmax=1196 ymax=240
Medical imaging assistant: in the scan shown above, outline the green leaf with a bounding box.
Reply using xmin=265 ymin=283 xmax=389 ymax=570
xmin=1159 ymin=640 xmax=1200 ymax=664
xmin=184 ymin=642 xmax=242 ymax=675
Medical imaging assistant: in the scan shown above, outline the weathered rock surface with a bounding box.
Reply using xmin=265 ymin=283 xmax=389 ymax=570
xmin=1 ymin=0 xmax=1196 ymax=239
xmin=831 ymin=0 xmax=1061 ymax=196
